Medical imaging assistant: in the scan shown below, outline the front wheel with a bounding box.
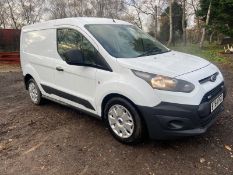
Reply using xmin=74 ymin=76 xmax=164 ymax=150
xmin=104 ymin=97 xmax=144 ymax=144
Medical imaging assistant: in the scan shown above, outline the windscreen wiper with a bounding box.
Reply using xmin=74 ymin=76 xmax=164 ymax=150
xmin=137 ymin=48 xmax=162 ymax=57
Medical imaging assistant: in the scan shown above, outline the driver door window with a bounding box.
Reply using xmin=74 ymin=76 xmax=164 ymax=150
xmin=57 ymin=29 xmax=82 ymax=62
xmin=57 ymin=28 xmax=108 ymax=68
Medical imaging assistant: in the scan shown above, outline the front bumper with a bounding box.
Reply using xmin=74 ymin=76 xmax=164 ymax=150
xmin=138 ymin=82 xmax=226 ymax=140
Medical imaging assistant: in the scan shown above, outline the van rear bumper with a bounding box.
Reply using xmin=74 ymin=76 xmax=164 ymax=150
xmin=138 ymin=85 xmax=226 ymax=140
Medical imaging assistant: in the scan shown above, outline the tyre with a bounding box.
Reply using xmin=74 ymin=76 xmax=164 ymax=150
xmin=104 ymin=97 xmax=144 ymax=144
xmin=27 ymin=79 xmax=43 ymax=105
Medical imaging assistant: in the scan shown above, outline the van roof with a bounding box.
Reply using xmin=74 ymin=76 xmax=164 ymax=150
xmin=22 ymin=17 xmax=131 ymax=32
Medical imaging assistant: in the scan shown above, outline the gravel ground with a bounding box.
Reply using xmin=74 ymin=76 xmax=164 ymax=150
xmin=0 ymin=64 xmax=232 ymax=175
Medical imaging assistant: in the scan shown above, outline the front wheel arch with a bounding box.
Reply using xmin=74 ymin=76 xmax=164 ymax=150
xmin=102 ymin=94 xmax=135 ymax=118
xmin=101 ymin=93 xmax=148 ymax=137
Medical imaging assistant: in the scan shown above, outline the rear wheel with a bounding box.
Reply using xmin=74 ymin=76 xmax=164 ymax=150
xmin=104 ymin=97 xmax=144 ymax=144
xmin=28 ymin=79 xmax=43 ymax=105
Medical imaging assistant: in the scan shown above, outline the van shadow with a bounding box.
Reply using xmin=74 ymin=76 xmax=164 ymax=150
xmin=41 ymin=99 xmax=221 ymax=152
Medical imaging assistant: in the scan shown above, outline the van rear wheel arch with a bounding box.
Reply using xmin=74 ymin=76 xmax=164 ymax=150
xmin=24 ymin=74 xmax=34 ymax=90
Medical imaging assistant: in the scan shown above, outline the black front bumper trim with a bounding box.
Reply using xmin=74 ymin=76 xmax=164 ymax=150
xmin=138 ymin=86 xmax=226 ymax=140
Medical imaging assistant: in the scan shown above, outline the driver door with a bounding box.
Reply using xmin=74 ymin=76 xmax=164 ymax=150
xmin=52 ymin=28 xmax=99 ymax=112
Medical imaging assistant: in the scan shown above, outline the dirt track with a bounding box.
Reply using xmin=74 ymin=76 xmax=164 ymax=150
xmin=0 ymin=64 xmax=233 ymax=175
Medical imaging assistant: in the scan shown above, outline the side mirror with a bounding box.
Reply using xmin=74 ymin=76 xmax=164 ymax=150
xmin=64 ymin=49 xmax=84 ymax=65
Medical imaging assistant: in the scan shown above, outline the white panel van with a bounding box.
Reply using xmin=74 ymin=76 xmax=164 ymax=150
xmin=20 ymin=17 xmax=226 ymax=144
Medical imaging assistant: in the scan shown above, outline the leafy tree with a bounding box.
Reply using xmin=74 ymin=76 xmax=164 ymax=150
xmin=159 ymin=1 xmax=184 ymax=44
xmin=197 ymin=0 xmax=233 ymax=38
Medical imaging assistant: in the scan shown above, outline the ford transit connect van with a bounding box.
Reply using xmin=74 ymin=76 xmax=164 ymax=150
xmin=20 ymin=17 xmax=226 ymax=144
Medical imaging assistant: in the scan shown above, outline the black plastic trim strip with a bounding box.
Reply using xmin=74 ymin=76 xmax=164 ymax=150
xmin=42 ymin=95 xmax=100 ymax=119
xmin=41 ymin=84 xmax=95 ymax=111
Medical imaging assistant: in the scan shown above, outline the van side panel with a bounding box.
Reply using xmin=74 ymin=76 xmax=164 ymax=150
xmin=21 ymin=29 xmax=58 ymax=91
xmin=22 ymin=29 xmax=57 ymax=57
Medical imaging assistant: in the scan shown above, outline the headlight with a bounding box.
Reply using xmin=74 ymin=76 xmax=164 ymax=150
xmin=132 ymin=70 xmax=195 ymax=93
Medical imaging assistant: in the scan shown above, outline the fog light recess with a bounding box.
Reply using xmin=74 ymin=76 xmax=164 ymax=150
xmin=168 ymin=120 xmax=184 ymax=130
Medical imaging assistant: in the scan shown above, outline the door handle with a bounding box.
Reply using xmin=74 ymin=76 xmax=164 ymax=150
xmin=56 ymin=66 xmax=64 ymax=71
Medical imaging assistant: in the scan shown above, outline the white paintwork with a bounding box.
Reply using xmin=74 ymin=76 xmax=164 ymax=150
xmin=20 ymin=17 xmax=224 ymax=118
xmin=117 ymin=51 xmax=210 ymax=77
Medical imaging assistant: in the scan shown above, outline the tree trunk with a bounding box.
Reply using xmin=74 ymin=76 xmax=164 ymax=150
xmin=190 ymin=0 xmax=201 ymax=43
xmin=81 ymin=0 xmax=84 ymax=16
xmin=197 ymin=16 xmax=201 ymax=42
xmin=209 ymin=31 xmax=215 ymax=44
xmin=154 ymin=6 xmax=158 ymax=38
xmin=200 ymin=1 xmax=212 ymax=48
xmin=217 ymin=32 xmax=223 ymax=44
xmin=167 ymin=0 xmax=173 ymax=47
xmin=6 ymin=0 xmax=18 ymax=29
xmin=0 ymin=15 xmax=6 ymax=29
xmin=182 ymin=0 xmax=186 ymax=45
xmin=136 ymin=9 xmax=143 ymax=30
xmin=2 ymin=17 xmax=6 ymax=28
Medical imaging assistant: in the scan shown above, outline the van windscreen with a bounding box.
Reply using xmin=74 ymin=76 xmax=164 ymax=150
xmin=85 ymin=24 xmax=170 ymax=58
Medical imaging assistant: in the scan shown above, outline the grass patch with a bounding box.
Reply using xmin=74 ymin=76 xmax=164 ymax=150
xmin=170 ymin=44 xmax=227 ymax=63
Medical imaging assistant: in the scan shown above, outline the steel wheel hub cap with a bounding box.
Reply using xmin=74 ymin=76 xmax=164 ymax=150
xmin=108 ymin=104 xmax=134 ymax=138
xmin=29 ymin=82 xmax=38 ymax=103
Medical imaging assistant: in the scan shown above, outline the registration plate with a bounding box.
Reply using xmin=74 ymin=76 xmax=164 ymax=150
xmin=211 ymin=93 xmax=223 ymax=113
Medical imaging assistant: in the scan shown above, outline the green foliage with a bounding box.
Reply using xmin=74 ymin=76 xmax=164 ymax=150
xmin=197 ymin=0 xmax=233 ymax=37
